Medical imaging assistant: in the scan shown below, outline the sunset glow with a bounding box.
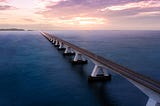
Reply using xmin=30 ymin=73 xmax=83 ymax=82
xmin=0 ymin=0 xmax=160 ymax=30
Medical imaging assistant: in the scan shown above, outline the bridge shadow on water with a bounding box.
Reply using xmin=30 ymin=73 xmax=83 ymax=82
xmin=71 ymin=65 xmax=118 ymax=106
xmin=57 ymin=50 xmax=119 ymax=106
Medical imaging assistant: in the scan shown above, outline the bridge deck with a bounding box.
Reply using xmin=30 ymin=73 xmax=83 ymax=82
xmin=41 ymin=32 xmax=160 ymax=95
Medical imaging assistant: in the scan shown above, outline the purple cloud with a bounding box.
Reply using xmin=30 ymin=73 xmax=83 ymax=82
xmin=101 ymin=0 xmax=160 ymax=18
xmin=49 ymin=0 xmax=139 ymax=9
xmin=34 ymin=0 xmax=160 ymax=30
xmin=0 ymin=0 xmax=7 ymax=2
xmin=104 ymin=7 xmax=160 ymax=17
xmin=37 ymin=0 xmax=160 ymax=19
xmin=0 ymin=0 xmax=15 ymax=10
xmin=0 ymin=5 xmax=13 ymax=10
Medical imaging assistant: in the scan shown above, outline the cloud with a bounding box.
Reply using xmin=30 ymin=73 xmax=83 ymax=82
xmin=35 ymin=1 xmax=107 ymax=27
xmin=33 ymin=0 xmax=160 ymax=29
xmin=36 ymin=0 xmax=160 ymax=19
xmin=22 ymin=18 xmax=36 ymax=22
xmin=0 ymin=0 xmax=7 ymax=2
xmin=36 ymin=0 xmax=111 ymax=25
xmin=36 ymin=0 xmax=130 ymax=17
xmin=100 ymin=0 xmax=160 ymax=17
xmin=101 ymin=0 xmax=160 ymax=11
xmin=0 ymin=5 xmax=13 ymax=10
xmin=1 ymin=0 xmax=159 ymax=30
xmin=0 ymin=0 xmax=15 ymax=11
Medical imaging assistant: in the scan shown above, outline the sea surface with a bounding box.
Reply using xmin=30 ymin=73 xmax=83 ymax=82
xmin=0 ymin=30 xmax=160 ymax=106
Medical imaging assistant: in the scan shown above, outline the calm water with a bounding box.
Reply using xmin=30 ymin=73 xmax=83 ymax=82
xmin=0 ymin=30 xmax=160 ymax=106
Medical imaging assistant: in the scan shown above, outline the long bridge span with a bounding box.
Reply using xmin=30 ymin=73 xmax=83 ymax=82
xmin=41 ymin=32 xmax=160 ymax=106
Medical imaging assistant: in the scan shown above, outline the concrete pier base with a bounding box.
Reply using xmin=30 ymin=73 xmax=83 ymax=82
xmin=88 ymin=74 xmax=111 ymax=81
xmin=58 ymin=42 xmax=65 ymax=50
xmin=72 ymin=51 xmax=87 ymax=64
xmin=63 ymin=46 xmax=74 ymax=56
xmin=63 ymin=52 xmax=75 ymax=56
xmin=52 ymin=41 xmax=56 ymax=44
xmin=71 ymin=60 xmax=88 ymax=65
xmin=58 ymin=48 xmax=66 ymax=51
xmin=49 ymin=39 xmax=53 ymax=42
xmin=54 ymin=45 xmax=59 ymax=47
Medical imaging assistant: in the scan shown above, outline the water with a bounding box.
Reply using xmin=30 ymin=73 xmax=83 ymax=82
xmin=0 ymin=30 xmax=160 ymax=106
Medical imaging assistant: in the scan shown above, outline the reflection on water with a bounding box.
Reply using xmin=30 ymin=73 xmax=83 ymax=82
xmin=70 ymin=64 xmax=118 ymax=106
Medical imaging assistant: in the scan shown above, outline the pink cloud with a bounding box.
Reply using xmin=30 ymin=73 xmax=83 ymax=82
xmin=0 ymin=5 xmax=13 ymax=10
xmin=36 ymin=0 xmax=100 ymax=20
xmin=22 ymin=18 xmax=36 ymax=22
xmin=100 ymin=0 xmax=160 ymax=18
xmin=34 ymin=0 xmax=160 ymax=30
xmin=0 ymin=0 xmax=7 ymax=2
xmin=0 ymin=0 xmax=16 ymax=11
xmin=36 ymin=0 xmax=160 ymax=19
xmin=101 ymin=0 xmax=160 ymax=11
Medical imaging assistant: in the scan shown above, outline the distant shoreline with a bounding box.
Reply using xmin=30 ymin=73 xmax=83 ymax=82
xmin=0 ymin=28 xmax=33 ymax=31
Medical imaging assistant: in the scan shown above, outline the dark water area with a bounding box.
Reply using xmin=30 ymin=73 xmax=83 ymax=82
xmin=0 ymin=30 xmax=160 ymax=106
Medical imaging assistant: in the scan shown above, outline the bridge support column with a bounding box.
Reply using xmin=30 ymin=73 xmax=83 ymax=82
xmin=49 ymin=37 xmax=53 ymax=42
xmin=63 ymin=46 xmax=75 ymax=56
xmin=52 ymin=39 xmax=56 ymax=44
xmin=72 ymin=51 xmax=87 ymax=64
xmin=88 ymin=61 xmax=111 ymax=81
xmin=54 ymin=40 xmax=59 ymax=47
xmin=58 ymin=42 xmax=65 ymax=50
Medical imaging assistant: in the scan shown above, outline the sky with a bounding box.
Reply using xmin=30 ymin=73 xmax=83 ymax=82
xmin=0 ymin=0 xmax=160 ymax=30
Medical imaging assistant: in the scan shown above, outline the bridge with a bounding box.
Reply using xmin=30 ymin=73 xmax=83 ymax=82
xmin=41 ymin=32 xmax=160 ymax=106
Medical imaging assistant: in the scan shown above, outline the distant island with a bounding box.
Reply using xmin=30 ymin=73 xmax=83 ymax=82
xmin=0 ymin=28 xmax=33 ymax=31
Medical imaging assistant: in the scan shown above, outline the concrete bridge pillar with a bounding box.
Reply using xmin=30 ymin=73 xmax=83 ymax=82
xmin=58 ymin=42 xmax=65 ymax=50
xmin=88 ymin=60 xmax=111 ymax=81
xmin=49 ymin=36 xmax=52 ymax=41
xmin=59 ymin=42 xmax=63 ymax=48
xmin=49 ymin=37 xmax=52 ymax=42
xmin=63 ymin=46 xmax=75 ymax=56
xmin=52 ymin=38 xmax=56 ymax=44
xmin=91 ymin=64 xmax=109 ymax=77
xmin=72 ymin=51 xmax=87 ymax=64
xmin=54 ymin=40 xmax=59 ymax=47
